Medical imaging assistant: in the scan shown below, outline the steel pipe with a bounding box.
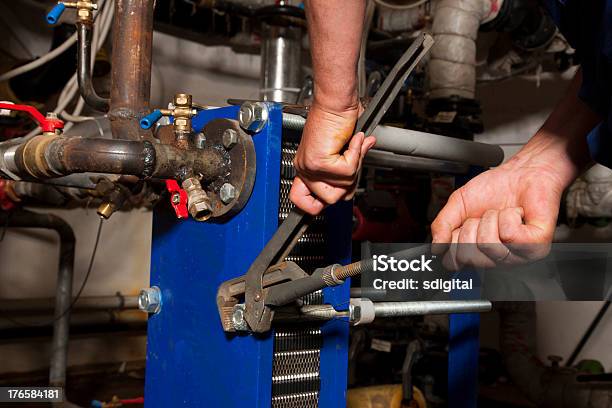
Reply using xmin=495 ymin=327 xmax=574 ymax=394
xmin=109 ymin=0 xmax=155 ymax=141
xmin=259 ymin=8 xmax=304 ymax=103
xmin=0 ymin=211 xmax=75 ymax=389
xmin=373 ymin=300 xmax=492 ymax=317
xmin=6 ymin=135 xmax=228 ymax=182
xmin=284 ymin=300 xmax=492 ymax=324
xmin=77 ymin=23 xmax=110 ymax=112
xmin=0 ymin=310 xmax=146 ymax=331
xmin=0 ymin=295 xmax=139 ymax=313
xmin=351 ymin=299 xmax=492 ymax=325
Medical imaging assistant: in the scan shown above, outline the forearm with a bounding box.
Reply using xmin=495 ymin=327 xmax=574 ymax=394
xmin=305 ymin=0 xmax=365 ymax=113
xmin=510 ymin=69 xmax=602 ymax=186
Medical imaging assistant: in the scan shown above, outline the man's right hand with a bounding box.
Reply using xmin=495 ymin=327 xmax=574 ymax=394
xmin=289 ymin=102 xmax=376 ymax=215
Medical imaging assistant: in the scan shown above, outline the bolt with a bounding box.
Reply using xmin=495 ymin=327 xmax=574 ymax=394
xmin=222 ymin=129 xmax=238 ymax=149
xmin=254 ymin=293 xmax=261 ymax=302
xmin=219 ymin=183 xmax=236 ymax=204
xmin=232 ymin=304 xmax=249 ymax=331
xmin=138 ymin=286 xmax=162 ymax=314
xmin=238 ymin=102 xmax=269 ymax=133
xmin=171 ymin=192 xmax=181 ymax=205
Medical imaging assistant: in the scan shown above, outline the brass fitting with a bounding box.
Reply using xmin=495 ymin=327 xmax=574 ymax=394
xmin=19 ymin=135 xmax=60 ymax=178
xmin=181 ymin=177 xmax=213 ymax=222
xmin=62 ymin=1 xmax=98 ymax=24
xmin=97 ymin=202 xmax=115 ymax=219
xmin=154 ymin=93 xmax=198 ymax=146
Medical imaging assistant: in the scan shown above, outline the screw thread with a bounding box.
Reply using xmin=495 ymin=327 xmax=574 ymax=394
xmin=335 ymin=259 xmax=372 ymax=280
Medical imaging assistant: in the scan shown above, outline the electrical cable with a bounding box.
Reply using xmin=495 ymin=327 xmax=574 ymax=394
xmin=0 ymin=217 xmax=104 ymax=328
xmin=0 ymin=33 xmax=77 ymax=83
xmin=22 ymin=0 xmax=114 ymax=137
xmin=372 ymin=0 xmax=429 ymax=10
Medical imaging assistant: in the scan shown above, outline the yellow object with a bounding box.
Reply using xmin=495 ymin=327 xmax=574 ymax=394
xmin=347 ymin=384 xmax=426 ymax=408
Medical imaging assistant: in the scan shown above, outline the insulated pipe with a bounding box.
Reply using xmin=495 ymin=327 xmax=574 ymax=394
xmin=77 ymin=23 xmax=110 ymax=112
xmin=0 ymin=211 xmax=75 ymax=390
xmin=429 ymin=0 xmax=497 ymax=99
xmin=372 ymin=125 xmax=504 ymax=168
xmin=279 ymin=115 xmax=504 ymax=168
xmin=109 ymin=0 xmax=155 ymax=141
xmin=6 ymin=136 xmax=228 ymax=181
xmin=364 ymin=149 xmax=470 ymax=174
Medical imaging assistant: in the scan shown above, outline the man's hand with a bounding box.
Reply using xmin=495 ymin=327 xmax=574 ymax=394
xmin=431 ymin=155 xmax=564 ymax=269
xmin=290 ymin=103 xmax=376 ymax=215
xmin=431 ymin=70 xmax=600 ymax=269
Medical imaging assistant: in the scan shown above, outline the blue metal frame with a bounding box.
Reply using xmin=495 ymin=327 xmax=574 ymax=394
xmin=145 ymin=105 xmax=281 ymax=407
xmin=145 ymin=104 xmax=351 ymax=407
xmin=448 ymin=168 xmax=484 ymax=408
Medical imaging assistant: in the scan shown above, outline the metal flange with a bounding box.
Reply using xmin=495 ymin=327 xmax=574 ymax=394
xmin=198 ymin=118 xmax=256 ymax=219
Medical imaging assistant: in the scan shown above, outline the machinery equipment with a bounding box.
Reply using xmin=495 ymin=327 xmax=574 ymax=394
xmin=0 ymin=1 xmax=531 ymax=406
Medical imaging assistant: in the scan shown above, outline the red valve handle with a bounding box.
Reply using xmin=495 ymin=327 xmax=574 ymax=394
xmin=165 ymin=179 xmax=188 ymax=219
xmin=0 ymin=103 xmax=64 ymax=133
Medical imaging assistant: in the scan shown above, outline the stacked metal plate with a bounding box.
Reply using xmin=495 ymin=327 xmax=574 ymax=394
xmin=271 ymin=141 xmax=327 ymax=408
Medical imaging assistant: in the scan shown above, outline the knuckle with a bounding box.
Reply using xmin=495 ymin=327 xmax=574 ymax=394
xmin=483 ymin=209 xmax=497 ymax=219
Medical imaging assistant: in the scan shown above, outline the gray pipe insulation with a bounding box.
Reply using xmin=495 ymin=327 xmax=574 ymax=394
xmin=429 ymin=0 xmax=502 ymax=100
xmin=373 ymin=125 xmax=504 ymax=168
xmin=498 ymin=302 xmax=612 ymax=407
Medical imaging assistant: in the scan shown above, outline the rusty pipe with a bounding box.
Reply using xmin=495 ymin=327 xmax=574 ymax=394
xmin=0 ymin=211 xmax=75 ymax=390
xmin=109 ymin=0 xmax=155 ymax=141
xmin=77 ymin=22 xmax=110 ymax=112
xmin=9 ymin=136 xmax=228 ymax=182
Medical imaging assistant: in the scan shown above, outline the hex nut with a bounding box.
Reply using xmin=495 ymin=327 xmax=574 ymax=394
xmin=219 ymin=183 xmax=236 ymax=204
xmin=232 ymin=304 xmax=249 ymax=331
xmin=189 ymin=199 xmax=212 ymax=221
xmin=238 ymin=102 xmax=268 ymax=133
xmin=138 ymin=286 xmax=162 ymax=314
xmin=174 ymin=93 xmax=191 ymax=107
xmin=222 ymin=129 xmax=238 ymax=149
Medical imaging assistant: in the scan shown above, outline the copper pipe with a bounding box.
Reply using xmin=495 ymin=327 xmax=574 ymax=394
xmin=109 ymin=0 xmax=155 ymax=141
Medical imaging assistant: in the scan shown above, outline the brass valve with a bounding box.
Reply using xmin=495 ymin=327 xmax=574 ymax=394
xmin=62 ymin=1 xmax=98 ymax=24
xmin=141 ymin=93 xmax=198 ymax=146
